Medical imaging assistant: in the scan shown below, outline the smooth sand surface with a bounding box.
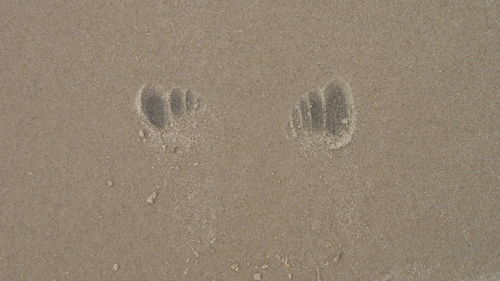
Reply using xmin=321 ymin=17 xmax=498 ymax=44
xmin=0 ymin=1 xmax=498 ymax=280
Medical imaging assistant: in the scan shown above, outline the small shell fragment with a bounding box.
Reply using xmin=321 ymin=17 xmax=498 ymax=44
xmin=147 ymin=192 xmax=157 ymax=204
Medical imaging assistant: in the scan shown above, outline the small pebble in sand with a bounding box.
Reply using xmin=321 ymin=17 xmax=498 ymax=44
xmin=253 ymin=273 xmax=262 ymax=280
xmin=261 ymin=264 xmax=269 ymax=269
xmin=107 ymin=180 xmax=113 ymax=187
xmin=230 ymin=264 xmax=239 ymax=272
xmin=112 ymin=264 xmax=119 ymax=271
xmin=147 ymin=192 xmax=157 ymax=204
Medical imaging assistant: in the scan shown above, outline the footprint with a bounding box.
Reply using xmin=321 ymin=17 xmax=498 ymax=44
xmin=288 ymin=79 xmax=356 ymax=149
xmin=136 ymin=84 xmax=206 ymax=151
xmin=136 ymin=85 xmax=218 ymax=253
xmin=138 ymin=85 xmax=201 ymax=130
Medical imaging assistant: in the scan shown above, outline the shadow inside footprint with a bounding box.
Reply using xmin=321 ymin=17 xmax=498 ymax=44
xmin=169 ymin=88 xmax=201 ymax=119
xmin=323 ymin=81 xmax=350 ymax=136
xmin=309 ymin=91 xmax=324 ymax=132
xmin=140 ymin=85 xmax=167 ymax=129
xmin=170 ymin=88 xmax=186 ymax=118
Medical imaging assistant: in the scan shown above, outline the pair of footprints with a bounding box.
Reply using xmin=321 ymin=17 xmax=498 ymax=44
xmin=138 ymin=79 xmax=356 ymax=149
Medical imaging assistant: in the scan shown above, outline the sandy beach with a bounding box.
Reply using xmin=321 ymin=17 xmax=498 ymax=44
xmin=0 ymin=1 xmax=498 ymax=280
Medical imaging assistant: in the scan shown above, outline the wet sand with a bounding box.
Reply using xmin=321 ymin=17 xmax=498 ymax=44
xmin=0 ymin=1 xmax=498 ymax=280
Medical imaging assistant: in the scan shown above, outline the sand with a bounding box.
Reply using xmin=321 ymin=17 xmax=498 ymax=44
xmin=0 ymin=1 xmax=498 ymax=280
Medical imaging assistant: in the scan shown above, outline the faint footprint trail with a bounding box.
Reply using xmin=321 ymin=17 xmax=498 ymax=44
xmin=136 ymin=84 xmax=205 ymax=152
xmin=288 ymin=79 xmax=356 ymax=150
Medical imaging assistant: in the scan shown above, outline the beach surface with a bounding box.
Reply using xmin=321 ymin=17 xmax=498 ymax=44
xmin=0 ymin=1 xmax=498 ymax=280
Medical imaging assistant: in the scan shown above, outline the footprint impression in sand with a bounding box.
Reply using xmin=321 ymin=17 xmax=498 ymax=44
xmin=136 ymin=84 xmax=218 ymax=253
xmin=138 ymin=84 xmax=202 ymax=129
xmin=136 ymin=84 xmax=206 ymax=151
xmin=288 ymin=79 xmax=356 ymax=149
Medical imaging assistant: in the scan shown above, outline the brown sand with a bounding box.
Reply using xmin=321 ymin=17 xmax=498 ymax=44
xmin=0 ymin=1 xmax=498 ymax=280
